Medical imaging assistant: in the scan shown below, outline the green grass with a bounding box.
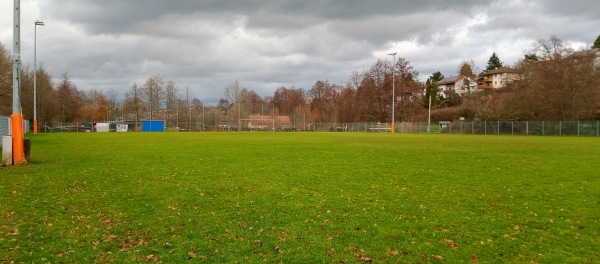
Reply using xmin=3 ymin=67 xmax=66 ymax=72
xmin=1 ymin=132 xmax=599 ymax=263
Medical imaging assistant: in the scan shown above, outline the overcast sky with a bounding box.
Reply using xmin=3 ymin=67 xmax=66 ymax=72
xmin=1 ymin=0 xmax=599 ymax=103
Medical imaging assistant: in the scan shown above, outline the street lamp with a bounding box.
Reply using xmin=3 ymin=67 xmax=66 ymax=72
xmin=33 ymin=20 xmax=44 ymax=134
xmin=388 ymin=52 xmax=396 ymax=134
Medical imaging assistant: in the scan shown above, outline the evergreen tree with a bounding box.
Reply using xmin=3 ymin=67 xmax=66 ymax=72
xmin=485 ymin=52 xmax=503 ymax=72
xmin=524 ymin=53 xmax=539 ymax=62
xmin=424 ymin=71 xmax=444 ymax=108
xmin=593 ymin=35 xmax=600 ymax=49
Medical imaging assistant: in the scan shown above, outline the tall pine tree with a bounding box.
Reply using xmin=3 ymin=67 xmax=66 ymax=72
xmin=485 ymin=52 xmax=503 ymax=72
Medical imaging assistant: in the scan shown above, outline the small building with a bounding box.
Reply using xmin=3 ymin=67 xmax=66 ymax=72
xmin=96 ymin=123 xmax=110 ymax=132
xmin=142 ymin=120 xmax=165 ymax=132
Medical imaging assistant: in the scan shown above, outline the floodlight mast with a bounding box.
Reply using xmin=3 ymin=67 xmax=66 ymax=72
xmin=12 ymin=0 xmax=26 ymax=164
xmin=34 ymin=20 xmax=44 ymax=134
xmin=388 ymin=52 xmax=396 ymax=134
xmin=12 ymin=0 xmax=21 ymax=115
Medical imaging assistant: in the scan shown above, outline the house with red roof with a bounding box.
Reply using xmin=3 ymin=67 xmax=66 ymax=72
xmin=437 ymin=75 xmax=478 ymax=98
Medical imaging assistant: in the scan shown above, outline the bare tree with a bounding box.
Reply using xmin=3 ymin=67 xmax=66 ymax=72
xmin=225 ymin=80 xmax=241 ymax=103
xmin=272 ymin=86 xmax=307 ymax=117
xmin=309 ymin=80 xmax=338 ymax=123
xmin=0 ymin=42 xmax=13 ymax=115
xmin=142 ymin=74 xmax=165 ymax=120
xmin=94 ymin=92 xmax=109 ymax=122
xmin=54 ymin=74 xmax=85 ymax=123
xmin=533 ymin=35 xmax=574 ymax=61
xmin=458 ymin=60 xmax=477 ymax=94
xmin=124 ymin=82 xmax=145 ymax=130
xmin=164 ymin=80 xmax=179 ymax=128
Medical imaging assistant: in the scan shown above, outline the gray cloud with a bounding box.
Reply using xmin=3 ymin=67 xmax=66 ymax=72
xmin=2 ymin=0 xmax=599 ymax=103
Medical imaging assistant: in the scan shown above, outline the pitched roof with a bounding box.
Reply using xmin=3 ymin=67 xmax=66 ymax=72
xmin=482 ymin=67 xmax=518 ymax=76
xmin=438 ymin=75 xmax=476 ymax=85
xmin=438 ymin=76 xmax=461 ymax=85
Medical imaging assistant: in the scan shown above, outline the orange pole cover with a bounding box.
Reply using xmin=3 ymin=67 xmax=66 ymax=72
xmin=11 ymin=114 xmax=26 ymax=165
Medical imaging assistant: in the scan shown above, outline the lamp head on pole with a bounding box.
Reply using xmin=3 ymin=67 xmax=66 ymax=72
xmin=35 ymin=20 xmax=45 ymax=26
xmin=388 ymin=52 xmax=396 ymax=56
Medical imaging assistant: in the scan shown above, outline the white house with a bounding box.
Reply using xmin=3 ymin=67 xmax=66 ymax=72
xmin=437 ymin=75 xmax=478 ymax=98
xmin=478 ymin=67 xmax=520 ymax=90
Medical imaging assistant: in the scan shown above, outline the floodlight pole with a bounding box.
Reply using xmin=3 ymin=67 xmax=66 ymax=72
xmin=33 ymin=20 xmax=44 ymax=134
xmin=388 ymin=52 xmax=396 ymax=134
xmin=428 ymin=95 xmax=432 ymax=133
xmin=11 ymin=0 xmax=26 ymax=165
xmin=12 ymin=0 xmax=21 ymax=115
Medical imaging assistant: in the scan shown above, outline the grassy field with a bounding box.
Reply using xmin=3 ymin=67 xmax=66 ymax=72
xmin=1 ymin=132 xmax=599 ymax=263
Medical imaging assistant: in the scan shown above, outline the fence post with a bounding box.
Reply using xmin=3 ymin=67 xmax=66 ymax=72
xmin=559 ymin=121 xmax=562 ymax=136
xmin=542 ymin=121 xmax=544 ymax=136
xmin=450 ymin=122 xmax=452 ymax=134
xmin=484 ymin=121 xmax=487 ymax=135
xmin=577 ymin=120 xmax=580 ymax=136
xmin=497 ymin=121 xmax=500 ymax=135
xmin=511 ymin=121 xmax=514 ymax=135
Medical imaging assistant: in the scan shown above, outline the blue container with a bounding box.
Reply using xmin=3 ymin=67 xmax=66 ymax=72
xmin=142 ymin=120 xmax=165 ymax=132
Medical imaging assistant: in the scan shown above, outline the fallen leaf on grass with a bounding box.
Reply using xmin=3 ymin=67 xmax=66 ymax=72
xmin=4 ymin=212 xmax=15 ymax=219
xmin=442 ymin=239 xmax=459 ymax=250
xmin=327 ymin=248 xmax=335 ymax=256
xmin=354 ymin=253 xmax=373 ymax=262
xmin=8 ymin=228 xmax=19 ymax=236
xmin=188 ymin=251 xmax=196 ymax=258
xmin=387 ymin=250 xmax=399 ymax=256
xmin=101 ymin=234 xmax=118 ymax=242
xmin=432 ymin=255 xmax=444 ymax=260
xmin=119 ymin=239 xmax=132 ymax=251
xmin=470 ymin=254 xmax=479 ymax=262
xmin=138 ymin=238 xmax=148 ymax=246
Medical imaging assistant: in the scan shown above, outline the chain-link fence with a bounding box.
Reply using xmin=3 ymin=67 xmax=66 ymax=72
xmin=36 ymin=120 xmax=600 ymax=136
xmin=440 ymin=120 xmax=600 ymax=136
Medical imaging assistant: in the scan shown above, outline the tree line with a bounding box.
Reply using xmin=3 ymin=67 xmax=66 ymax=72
xmin=1 ymin=35 xmax=599 ymax=131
